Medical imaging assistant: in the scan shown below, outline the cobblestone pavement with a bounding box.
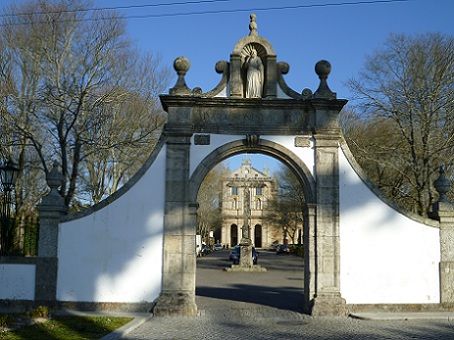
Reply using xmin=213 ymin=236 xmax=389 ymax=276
xmin=122 ymin=250 xmax=454 ymax=339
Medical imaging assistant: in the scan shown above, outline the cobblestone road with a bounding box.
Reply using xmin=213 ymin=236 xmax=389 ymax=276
xmin=122 ymin=250 xmax=454 ymax=339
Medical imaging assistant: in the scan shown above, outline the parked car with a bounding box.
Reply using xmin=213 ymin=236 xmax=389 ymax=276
xmin=276 ymin=244 xmax=290 ymax=255
xmin=229 ymin=245 xmax=258 ymax=264
xmin=213 ymin=243 xmax=223 ymax=251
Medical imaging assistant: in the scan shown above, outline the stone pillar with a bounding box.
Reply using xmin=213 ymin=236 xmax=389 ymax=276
xmin=433 ymin=166 xmax=454 ymax=305
xmin=311 ymin=135 xmax=347 ymax=316
xmin=263 ymin=55 xmax=277 ymax=99
xmin=36 ymin=162 xmax=67 ymax=304
xmin=153 ymin=134 xmax=198 ymax=316
xmin=229 ymin=54 xmax=243 ymax=98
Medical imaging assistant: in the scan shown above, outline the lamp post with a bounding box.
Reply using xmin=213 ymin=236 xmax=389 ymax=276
xmin=0 ymin=159 xmax=19 ymax=256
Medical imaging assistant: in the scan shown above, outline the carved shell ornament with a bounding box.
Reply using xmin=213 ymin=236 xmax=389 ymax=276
xmin=241 ymin=43 xmax=266 ymax=65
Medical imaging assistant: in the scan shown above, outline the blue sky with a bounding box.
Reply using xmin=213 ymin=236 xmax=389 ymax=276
xmin=1 ymin=0 xmax=453 ymax=173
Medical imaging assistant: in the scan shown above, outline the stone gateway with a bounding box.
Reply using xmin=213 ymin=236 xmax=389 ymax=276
xmin=0 ymin=14 xmax=451 ymax=318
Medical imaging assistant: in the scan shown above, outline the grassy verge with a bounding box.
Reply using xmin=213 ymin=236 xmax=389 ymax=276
xmin=0 ymin=315 xmax=133 ymax=340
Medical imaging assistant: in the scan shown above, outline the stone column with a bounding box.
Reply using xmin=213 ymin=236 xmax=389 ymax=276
xmin=36 ymin=162 xmax=67 ymax=304
xmin=433 ymin=166 xmax=454 ymax=305
xmin=153 ymin=134 xmax=198 ymax=316
xmin=311 ymin=135 xmax=347 ymax=316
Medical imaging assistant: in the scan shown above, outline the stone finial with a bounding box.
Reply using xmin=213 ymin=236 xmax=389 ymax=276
xmin=40 ymin=161 xmax=66 ymax=213
xmin=46 ymin=161 xmax=63 ymax=190
xmin=314 ymin=60 xmax=336 ymax=99
xmin=434 ymin=165 xmax=451 ymax=202
xmin=249 ymin=13 xmax=257 ymax=36
xmin=169 ymin=56 xmax=192 ymax=95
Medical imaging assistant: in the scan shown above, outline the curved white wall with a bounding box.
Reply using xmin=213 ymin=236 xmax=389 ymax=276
xmin=339 ymin=149 xmax=440 ymax=304
xmin=57 ymin=146 xmax=167 ymax=303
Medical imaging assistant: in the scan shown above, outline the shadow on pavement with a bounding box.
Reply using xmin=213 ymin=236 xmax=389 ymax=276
xmin=196 ymin=283 xmax=305 ymax=313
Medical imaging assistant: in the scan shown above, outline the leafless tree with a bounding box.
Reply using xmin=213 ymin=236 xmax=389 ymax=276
xmin=0 ymin=0 xmax=171 ymax=210
xmin=347 ymin=33 xmax=454 ymax=216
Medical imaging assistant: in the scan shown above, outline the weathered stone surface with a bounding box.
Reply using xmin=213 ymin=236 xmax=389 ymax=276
xmin=153 ymin=290 xmax=197 ymax=317
xmin=311 ymin=292 xmax=348 ymax=317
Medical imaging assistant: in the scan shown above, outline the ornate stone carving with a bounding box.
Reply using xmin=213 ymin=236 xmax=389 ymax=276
xmin=249 ymin=13 xmax=257 ymax=36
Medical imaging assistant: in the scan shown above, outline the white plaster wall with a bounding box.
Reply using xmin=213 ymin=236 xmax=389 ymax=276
xmin=57 ymin=145 xmax=166 ymax=303
xmin=264 ymin=136 xmax=314 ymax=176
xmin=339 ymin=149 xmax=440 ymax=304
xmin=0 ymin=264 xmax=35 ymax=300
xmin=190 ymin=134 xmax=240 ymax=176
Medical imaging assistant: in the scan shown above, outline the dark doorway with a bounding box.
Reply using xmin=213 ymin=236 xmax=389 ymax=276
xmin=230 ymin=224 xmax=238 ymax=246
xmin=254 ymin=224 xmax=262 ymax=248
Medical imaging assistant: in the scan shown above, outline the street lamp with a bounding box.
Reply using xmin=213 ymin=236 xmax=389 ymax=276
xmin=0 ymin=159 xmax=19 ymax=255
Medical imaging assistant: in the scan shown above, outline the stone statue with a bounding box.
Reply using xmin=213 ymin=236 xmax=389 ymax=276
xmin=245 ymin=48 xmax=264 ymax=98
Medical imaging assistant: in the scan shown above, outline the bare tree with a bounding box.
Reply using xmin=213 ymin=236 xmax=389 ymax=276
xmin=347 ymin=33 xmax=454 ymax=216
xmin=197 ymin=164 xmax=229 ymax=243
xmin=0 ymin=0 xmax=170 ymax=209
xmin=267 ymin=166 xmax=304 ymax=244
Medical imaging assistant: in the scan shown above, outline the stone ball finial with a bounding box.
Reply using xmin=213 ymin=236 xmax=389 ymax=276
xmin=46 ymin=161 xmax=63 ymax=189
xmin=170 ymin=56 xmax=192 ymax=95
xmin=173 ymin=56 xmax=190 ymax=76
xmin=249 ymin=13 xmax=257 ymax=36
xmin=315 ymin=60 xmax=331 ymax=80
xmin=314 ymin=60 xmax=335 ymax=99
xmin=434 ymin=165 xmax=451 ymax=202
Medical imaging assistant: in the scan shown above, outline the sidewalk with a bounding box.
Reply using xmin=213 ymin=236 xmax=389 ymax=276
xmin=350 ymin=311 xmax=454 ymax=321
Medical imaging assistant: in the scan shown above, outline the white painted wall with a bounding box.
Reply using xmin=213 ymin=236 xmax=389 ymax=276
xmin=0 ymin=264 xmax=35 ymax=300
xmin=339 ymin=149 xmax=440 ymax=304
xmin=264 ymin=135 xmax=314 ymax=176
xmin=57 ymin=145 xmax=167 ymax=303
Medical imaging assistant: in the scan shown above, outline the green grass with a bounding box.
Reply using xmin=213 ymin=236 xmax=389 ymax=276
xmin=0 ymin=315 xmax=133 ymax=340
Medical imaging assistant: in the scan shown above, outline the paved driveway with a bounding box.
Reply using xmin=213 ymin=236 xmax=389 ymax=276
xmin=122 ymin=250 xmax=454 ymax=339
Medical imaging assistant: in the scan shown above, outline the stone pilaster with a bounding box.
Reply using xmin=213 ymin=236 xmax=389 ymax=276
xmin=264 ymin=55 xmax=277 ymax=98
xmin=229 ymin=54 xmax=243 ymax=98
xmin=153 ymin=134 xmax=197 ymax=316
xmin=311 ymin=135 xmax=347 ymax=316
xmin=36 ymin=163 xmax=67 ymax=304
xmin=433 ymin=167 xmax=454 ymax=305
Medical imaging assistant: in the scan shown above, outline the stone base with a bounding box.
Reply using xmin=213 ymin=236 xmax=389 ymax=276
xmin=224 ymin=264 xmax=267 ymax=272
xmin=153 ymin=291 xmax=197 ymax=317
xmin=311 ymin=292 xmax=348 ymax=317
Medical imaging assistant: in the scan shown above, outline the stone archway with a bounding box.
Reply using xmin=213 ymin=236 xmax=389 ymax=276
xmin=152 ymin=14 xmax=347 ymax=317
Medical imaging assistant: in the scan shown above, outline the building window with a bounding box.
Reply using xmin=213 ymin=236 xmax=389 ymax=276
xmin=231 ymin=186 xmax=238 ymax=195
xmin=232 ymin=198 xmax=238 ymax=209
xmin=255 ymin=187 xmax=263 ymax=195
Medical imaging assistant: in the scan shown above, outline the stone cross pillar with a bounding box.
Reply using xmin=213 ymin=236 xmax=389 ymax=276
xmin=433 ymin=166 xmax=454 ymax=304
xmin=36 ymin=162 xmax=67 ymax=304
xmin=153 ymin=134 xmax=198 ymax=316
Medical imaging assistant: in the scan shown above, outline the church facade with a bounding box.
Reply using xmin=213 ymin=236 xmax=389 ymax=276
xmin=219 ymin=159 xmax=293 ymax=248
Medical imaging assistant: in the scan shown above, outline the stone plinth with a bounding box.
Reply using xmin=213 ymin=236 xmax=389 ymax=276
xmin=311 ymin=291 xmax=348 ymax=317
xmin=224 ymin=244 xmax=267 ymax=272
